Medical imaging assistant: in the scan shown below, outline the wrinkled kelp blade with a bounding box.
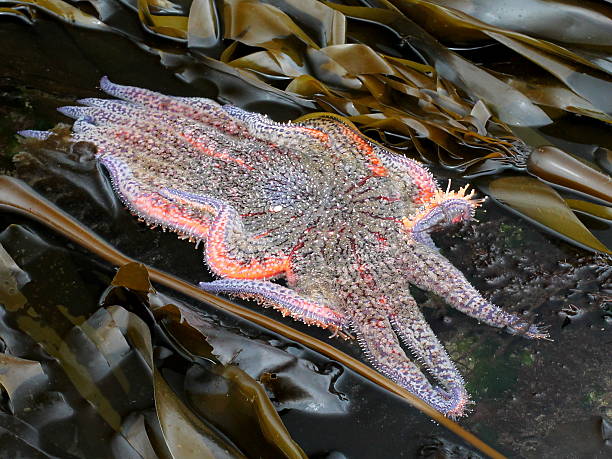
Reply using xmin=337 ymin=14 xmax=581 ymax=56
xmin=109 ymin=263 xmax=307 ymax=458
xmin=0 ymin=243 xmax=30 ymax=311
xmin=481 ymin=176 xmax=611 ymax=255
xmin=153 ymin=368 xmax=245 ymax=458
xmin=527 ymin=146 xmax=612 ymax=205
xmin=154 ymin=303 xmax=308 ymax=458
xmin=6 ymin=0 xmax=110 ymax=29
xmin=425 ymin=0 xmax=612 ymax=47
xmin=138 ymin=0 xmax=188 ymax=39
xmin=325 ymin=1 xmax=553 ymax=127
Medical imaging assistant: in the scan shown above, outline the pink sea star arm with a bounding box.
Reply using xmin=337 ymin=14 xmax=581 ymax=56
xmin=199 ymin=279 xmax=347 ymax=332
xmin=99 ymin=154 xmax=215 ymax=239
xmin=59 ymin=112 xmax=291 ymax=281
xmin=160 ymin=188 xmax=289 ymax=280
xmin=297 ymin=115 xmax=437 ymax=204
xmin=43 ymin=108 xmax=219 ymax=238
xmin=296 ymin=116 xmax=439 ymax=207
xmin=60 ymin=104 xmax=256 ymax=170
xmin=351 ymin=309 xmax=467 ymax=416
xmin=405 ymin=244 xmax=548 ymax=339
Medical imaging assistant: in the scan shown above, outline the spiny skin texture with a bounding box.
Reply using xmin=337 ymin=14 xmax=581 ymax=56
xmin=22 ymin=78 xmax=549 ymax=417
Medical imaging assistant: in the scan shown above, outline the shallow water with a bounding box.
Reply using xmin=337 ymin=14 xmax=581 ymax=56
xmin=0 ymin=9 xmax=611 ymax=459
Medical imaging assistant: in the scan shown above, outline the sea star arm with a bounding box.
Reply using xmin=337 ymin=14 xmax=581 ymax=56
xmin=405 ymin=244 xmax=548 ymax=339
xmin=403 ymin=184 xmax=483 ymax=244
xmin=409 ymin=230 xmax=437 ymax=250
xmin=98 ymin=77 xmax=245 ymax=134
xmin=46 ymin=117 xmax=227 ymax=246
xmin=389 ymin=301 xmax=470 ymax=417
xmin=59 ymin=103 xmax=256 ymax=171
xmin=351 ymin=309 xmax=468 ymax=416
xmin=17 ymin=130 xmax=52 ymax=140
xmin=36 ymin=107 xmax=218 ymax=238
xmin=97 ymin=154 xmax=216 ymax=241
xmin=373 ymin=147 xmax=438 ymax=204
xmin=160 ymin=188 xmax=289 ymax=280
xmin=221 ymin=106 xmax=331 ymax=150
xmin=199 ymin=279 xmax=347 ymax=332
xmin=298 ymin=115 xmax=388 ymax=176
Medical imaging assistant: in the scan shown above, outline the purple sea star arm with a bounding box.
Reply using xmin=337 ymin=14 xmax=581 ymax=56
xmin=351 ymin=309 xmax=468 ymax=417
xmin=389 ymin=302 xmax=470 ymax=416
xmin=221 ymin=105 xmax=331 ymax=151
xmin=408 ymin=197 xmax=477 ymax=250
xmin=59 ymin=104 xmax=151 ymax=128
xmin=199 ymin=279 xmax=348 ymax=332
xmin=17 ymin=130 xmax=52 ymax=140
xmin=405 ymin=244 xmax=548 ymax=339
xmin=410 ymin=230 xmax=437 ymax=250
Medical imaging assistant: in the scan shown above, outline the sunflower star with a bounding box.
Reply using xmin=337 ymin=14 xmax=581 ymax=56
xmin=20 ymin=77 xmax=548 ymax=417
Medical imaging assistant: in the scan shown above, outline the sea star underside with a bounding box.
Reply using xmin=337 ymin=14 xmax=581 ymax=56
xmin=20 ymin=78 xmax=548 ymax=417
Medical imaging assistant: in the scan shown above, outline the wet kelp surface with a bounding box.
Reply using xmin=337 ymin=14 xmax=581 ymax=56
xmin=0 ymin=0 xmax=611 ymax=457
